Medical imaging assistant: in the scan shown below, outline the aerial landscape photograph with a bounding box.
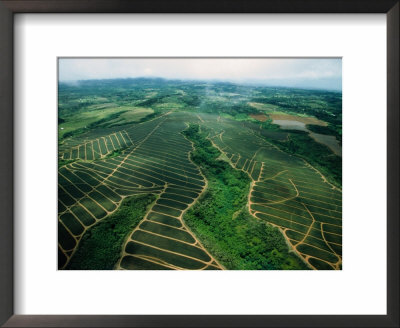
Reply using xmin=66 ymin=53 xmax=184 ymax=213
xmin=58 ymin=58 xmax=342 ymax=270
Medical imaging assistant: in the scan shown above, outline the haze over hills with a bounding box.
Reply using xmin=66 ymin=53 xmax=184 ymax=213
xmin=59 ymin=58 xmax=342 ymax=91
xmin=60 ymin=76 xmax=342 ymax=92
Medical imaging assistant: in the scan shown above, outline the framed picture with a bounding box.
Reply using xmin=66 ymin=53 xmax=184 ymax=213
xmin=0 ymin=0 xmax=398 ymax=327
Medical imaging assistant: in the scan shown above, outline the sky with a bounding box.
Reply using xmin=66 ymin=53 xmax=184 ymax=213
xmin=59 ymin=58 xmax=342 ymax=91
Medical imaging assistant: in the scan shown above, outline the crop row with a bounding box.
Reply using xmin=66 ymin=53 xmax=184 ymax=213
xmin=58 ymin=118 xmax=169 ymax=268
xmin=119 ymin=117 xmax=220 ymax=270
xmin=204 ymin=116 xmax=342 ymax=270
xmin=59 ymin=114 xmax=220 ymax=270
xmin=61 ymin=130 xmax=133 ymax=161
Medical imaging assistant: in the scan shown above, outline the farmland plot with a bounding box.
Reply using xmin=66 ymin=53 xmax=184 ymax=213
xmin=202 ymin=114 xmax=342 ymax=270
xmin=58 ymin=113 xmax=222 ymax=270
xmin=117 ymin=115 xmax=222 ymax=270
xmin=59 ymin=130 xmax=133 ymax=161
xmin=58 ymin=77 xmax=342 ymax=270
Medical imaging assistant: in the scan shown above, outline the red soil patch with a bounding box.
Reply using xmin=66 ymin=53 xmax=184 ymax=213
xmin=250 ymin=114 xmax=268 ymax=122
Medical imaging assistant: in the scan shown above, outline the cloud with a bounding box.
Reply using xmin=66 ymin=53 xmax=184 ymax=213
xmin=59 ymin=58 xmax=342 ymax=90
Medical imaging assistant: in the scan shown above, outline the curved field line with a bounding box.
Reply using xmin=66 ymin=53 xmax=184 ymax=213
xmin=146 ymin=219 xmax=184 ymax=230
xmin=208 ymin=124 xmax=342 ymax=270
xmin=293 ymin=203 xmax=315 ymax=247
xmin=136 ymin=228 xmax=198 ymax=247
xmin=128 ymin=254 xmax=179 ymax=270
xmin=249 ymin=193 xmax=342 ymax=215
xmin=254 ymin=178 xmax=299 ymax=205
xmin=125 ymin=239 xmax=213 ymax=267
xmin=115 ymin=126 xmax=225 ymax=270
xmin=261 ymin=169 xmax=288 ymax=181
xmin=321 ymin=223 xmax=342 ymax=269
xmin=250 ymin=196 xmax=341 ymax=221
xmin=57 ymin=122 xmax=170 ymax=269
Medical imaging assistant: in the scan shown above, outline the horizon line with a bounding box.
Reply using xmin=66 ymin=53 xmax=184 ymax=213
xmin=58 ymin=76 xmax=342 ymax=92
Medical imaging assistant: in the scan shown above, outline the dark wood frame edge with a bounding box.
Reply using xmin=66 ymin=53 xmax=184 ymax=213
xmin=0 ymin=1 xmax=398 ymax=327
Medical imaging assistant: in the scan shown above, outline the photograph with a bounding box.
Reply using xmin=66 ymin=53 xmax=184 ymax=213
xmin=1 ymin=1 xmax=396 ymax=325
xmin=58 ymin=58 xmax=342 ymax=271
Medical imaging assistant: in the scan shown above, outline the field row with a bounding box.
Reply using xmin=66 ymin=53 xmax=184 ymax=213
xmin=61 ymin=130 xmax=133 ymax=161
xmin=204 ymin=115 xmax=342 ymax=270
xmin=58 ymin=165 xmax=128 ymax=268
xmin=119 ymin=188 xmax=220 ymax=270
xmin=118 ymin=117 xmax=221 ymax=270
xmin=59 ymin=114 xmax=222 ymax=270
xmin=58 ymin=117 xmax=170 ymax=268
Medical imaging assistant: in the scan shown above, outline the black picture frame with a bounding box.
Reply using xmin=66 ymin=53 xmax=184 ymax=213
xmin=0 ymin=1 xmax=398 ymax=327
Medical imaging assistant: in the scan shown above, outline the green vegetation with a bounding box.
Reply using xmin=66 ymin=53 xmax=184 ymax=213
xmin=182 ymin=124 xmax=309 ymax=270
xmin=58 ymin=158 xmax=78 ymax=168
xmin=250 ymin=87 xmax=342 ymax=145
xmin=61 ymin=111 xmax=125 ymax=139
xmin=270 ymin=130 xmax=342 ymax=188
xmin=58 ymin=78 xmax=341 ymax=270
xmin=307 ymin=124 xmax=342 ymax=144
xmin=250 ymin=87 xmax=342 ymax=125
xmin=106 ymin=149 xmax=122 ymax=159
xmin=260 ymin=118 xmax=281 ymax=130
xmin=66 ymin=194 xmax=156 ymax=270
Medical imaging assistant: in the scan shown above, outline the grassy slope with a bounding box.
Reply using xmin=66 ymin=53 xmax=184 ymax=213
xmin=182 ymin=125 xmax=309 ymax=270
xmin=268 ymin=130 xmax=342 ymax=188
xmin=66 ymin=194 xmax=156 ymax=270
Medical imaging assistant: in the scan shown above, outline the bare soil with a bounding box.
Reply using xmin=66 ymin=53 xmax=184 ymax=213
xmin=249 ymin=113 xmax=268 ymax=122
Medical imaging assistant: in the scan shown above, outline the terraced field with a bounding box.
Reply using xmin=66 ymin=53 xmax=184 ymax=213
xmin=60 ymin=130 xmax=133 ymax=161
xmin=58 ymin=77 xmax=342 ymax=270
xmin=202 ymin=114 xmax=342 ymax=270
xmin=58 ymin=113 xmax=222 ymax=270
xmin=59 ymin=111 xmax=342 ymax=270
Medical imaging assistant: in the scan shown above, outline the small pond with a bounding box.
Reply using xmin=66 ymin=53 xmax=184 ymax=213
xmin=272 ymin=119 xmax=307 ymax=132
